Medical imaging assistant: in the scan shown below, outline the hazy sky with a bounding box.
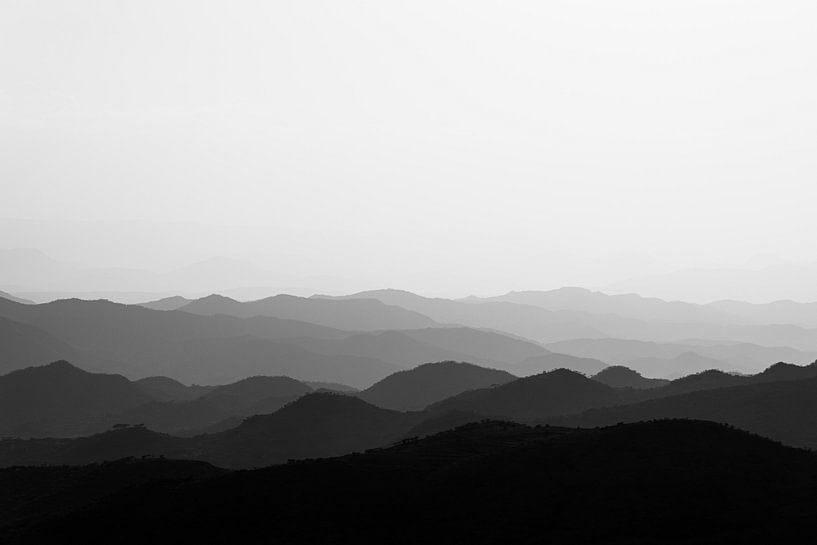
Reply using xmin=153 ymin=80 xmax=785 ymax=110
xmin=2 ymin=1 xmax=817 ymax=296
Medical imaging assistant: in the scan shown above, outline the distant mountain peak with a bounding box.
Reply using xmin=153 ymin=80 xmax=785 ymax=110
xmin=33 ymin=359 xmax=86 ymax=374
xmin=199 ymin=293 xmax=239 ymax=303
xmin=251 ymin=391 xmax=392 ymax=421
xmin=358 ymin=360 xmax=515 ymax=411
xmin=676 ymin=369 xmax=733 ymax=382
xmin=595 ymin=365 xmax=642 ymax=378
xmin=533 ymin=367 xmax=587 ymax=380
xmin=592 ymin=365 xmax=669 ymax=389
xmin=0 ymin=290 xmax=34 ymax=304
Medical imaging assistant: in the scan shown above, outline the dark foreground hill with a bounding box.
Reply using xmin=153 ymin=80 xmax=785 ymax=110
xmin=4 ymin=420 xmax=817 ymax=544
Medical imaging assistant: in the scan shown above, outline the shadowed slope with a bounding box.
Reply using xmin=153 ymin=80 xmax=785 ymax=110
xmin=0 ymin=362 xmax=151 ymax=436
xmin=358 ymin=361 xmax=516 ymax=410
xmin=429 ymin=368 xmax=633 ymax=420
xmin=592 ymin=365 xmax=669 ymax=389
xmin=556 ymin=374 xmax=817 ymax=449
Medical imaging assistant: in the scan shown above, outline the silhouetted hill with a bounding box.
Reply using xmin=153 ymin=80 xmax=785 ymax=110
xmin=0 ymin=362 xmax=152 ymax=437
xmin=0 ymin=316 xmax=84 ymax=374
xmin=644 ymin=360 xmax=817 ymax=398
xmin=557 ymin=375 xmax=817 ymax=449
xmin=99 ymin=377 xmax=314 ymax=436
xmin=179 ymin=293 xmax=438 ymax=330
xmin=133 ymin=376 xmax=213 ymax=402
xmin=0 ymin=392 xmax=480 ymax=468
xmin=710 ymin=298 xmax=817 ymax=328
xmin=629 ymin=351 xmax=731 ymax=378
xmin=397 ymin=409 xmax=485 ymax=439
xmin=305 ymin=380 xmax=358 ymax=393
xmin=0 ymin=364 xmax=320 ymax=438
xmin=654 ymin=368 xmax=744 ymax=396
xmin=358 ymin=361 xmax=516 ymax=410
xmin=0 ymin=297 xmax=400 ymax=385
xmin=6 ymin=420 xmax=817 ymax=544
xmin=754 ymin=360 xmax=817 ymax=382
xmin=0 ymin=425 xmax=189 ymax=467
xmin=137 ymin=295 xmax=192 ymax=311
xmin=513 ymin=352 xmax=608 ymax=376
xmin=197 ymin=393 xmax=418 ymax=467
xmin=137 ymin=376 xmax=214 ymax=401
xmin=430 ymin=368 xmax=633 ymax=420
xmin=200 ymin=375 xmax=313 ymax=412
xmin=100 ymin=398 xmax=232 ymax=435
xmin=592 ymin=365 xmax=669 ymax=389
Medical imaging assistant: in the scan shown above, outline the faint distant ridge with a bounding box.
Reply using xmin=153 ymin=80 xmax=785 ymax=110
xmin=628 ymin=351 xmax=728 ymax=379
xmin=466 ymin=286 xmax=744 ymax=324
xmin=0 ymin=296 xmax=401 ymax=386
xmin=592 ymin=366 xmax=669 ymax=389
xmin=604 ymin=262 xmax=817 ymax=309
xmin=0 ymin=289 xmax=33 ymax=305
xmin=179 ymin=293 xmax=438 ymax=331
xmin=8 ymin=419 xmax=817 ymax=544
xmin=513 ymin=352 xmax=608 ymax=376
xmin=315 ymin=288 xmax=605 ymax=343
xmin=358 ymin=361 xmax=516 ymax=411
xmin=134 ymin=376 xmax=213 ymax=402
xmin=138 ymin=295 xmax=192 ymax=311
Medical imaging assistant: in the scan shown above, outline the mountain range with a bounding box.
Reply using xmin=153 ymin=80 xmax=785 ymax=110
xmin=0 ymin=296 xmax=556 ymax=385
xmin=5 ymin=419 xmax=817 ymax=544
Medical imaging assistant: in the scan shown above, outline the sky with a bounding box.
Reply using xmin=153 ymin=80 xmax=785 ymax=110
xmin=2 ymin=1 xmax=817 ymax=298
